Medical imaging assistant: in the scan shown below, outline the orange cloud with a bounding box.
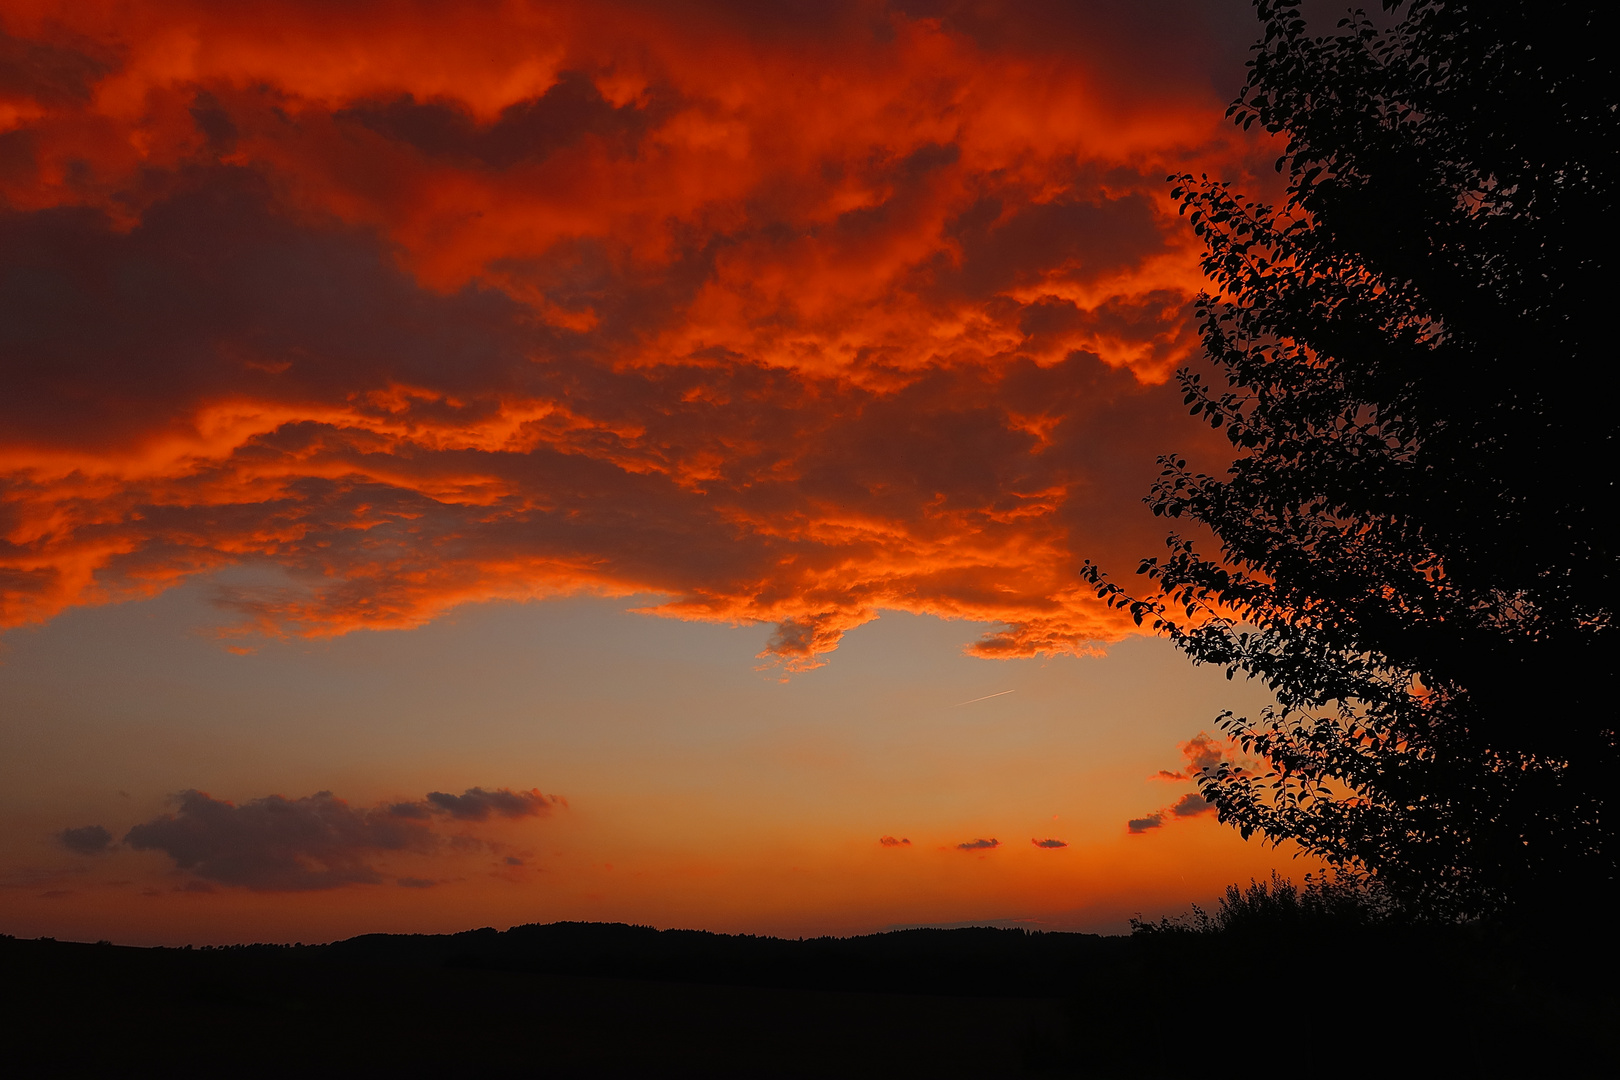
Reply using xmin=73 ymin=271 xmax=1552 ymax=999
xmin=1152 ymin=732 xmax=1226 ymax=781
xmin=0 ymin=2 xmax=1261 ymax=667
xmin=956 ymin=838 xmax=999 ymax=851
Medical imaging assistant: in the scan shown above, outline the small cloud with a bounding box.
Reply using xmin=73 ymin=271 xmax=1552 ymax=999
xmin=1127 ymin=814 xmax=1164 ymax=834
xmin=878 ymin=836 xmax=911 ymax=847
xmin=1170 ymin=792 xmax=1214 ymax=818
xmin=957 ymin=838 xmax=999 ymax=851
xmin=1031 ymin=838 xmax=1067 ymax=849
xmin=58 ymin=825 xmax=114 ymax=855
xmin=424 ymin=787 xmax=555 ymax=821
xmin=174 ymin=880 xmax=216 ymax=894
xmin=396 ymin=877 xmax=436 ymax=889
xmin=40 ymin=889 xmax=73 ymax=899
xmin=1152 ymin=732 xmax=1226 ymax=780
xmin=504 ymin=856 xmax=524 ymax=866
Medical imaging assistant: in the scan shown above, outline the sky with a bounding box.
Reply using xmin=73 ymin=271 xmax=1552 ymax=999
xmin=0 ymin=0 xmax=1314 ymax=944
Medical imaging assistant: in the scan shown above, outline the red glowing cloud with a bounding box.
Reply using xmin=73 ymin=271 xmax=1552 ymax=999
xmin=0 ymin=2 xmax=1261 ymax=667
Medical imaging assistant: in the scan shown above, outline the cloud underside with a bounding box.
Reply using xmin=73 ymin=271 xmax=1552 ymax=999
xmin=0 ymin=2 xmax=1253 ymax=667
xmin=118 ymin=787 xmax=556 ymax=891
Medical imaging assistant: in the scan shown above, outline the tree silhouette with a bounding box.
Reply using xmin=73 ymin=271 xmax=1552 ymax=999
xmin=1087 ymin=0 xmax=1616 ymax=918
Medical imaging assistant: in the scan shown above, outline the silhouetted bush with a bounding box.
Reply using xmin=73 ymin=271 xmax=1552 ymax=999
xmin=1131 ymin=871 xmax=1394 ymax=936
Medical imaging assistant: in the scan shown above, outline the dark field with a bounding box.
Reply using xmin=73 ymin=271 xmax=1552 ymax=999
xmin=3 ymin=922 xmax=1612 ymax=1077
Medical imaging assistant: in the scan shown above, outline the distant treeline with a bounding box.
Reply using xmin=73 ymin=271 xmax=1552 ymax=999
xmin=321 ymin=922 xmax=1117 ymax=997
xmin=3 ymin=907 xmax=1614 ymax=1076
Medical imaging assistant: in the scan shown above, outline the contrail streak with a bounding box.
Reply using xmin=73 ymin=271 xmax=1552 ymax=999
xmin=949 ymin=689 xmax=1016 ymax=708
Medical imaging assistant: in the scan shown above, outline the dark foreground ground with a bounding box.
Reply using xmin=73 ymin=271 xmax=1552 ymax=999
xmin=3 ymin=922 xmax=1614 ymax=1077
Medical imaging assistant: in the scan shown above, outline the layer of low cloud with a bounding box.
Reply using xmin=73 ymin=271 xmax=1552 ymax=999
xmin=108 ymin=785 xmax=558 ymax=891
xmin=0 ymin=2 xmax=1260 ymax=669
xmin=426 ymin=787 xmax=556 ymax=821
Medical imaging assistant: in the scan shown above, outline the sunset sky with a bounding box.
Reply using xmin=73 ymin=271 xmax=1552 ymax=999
xmin=1 ymin=0 xmax=1315 ymax=945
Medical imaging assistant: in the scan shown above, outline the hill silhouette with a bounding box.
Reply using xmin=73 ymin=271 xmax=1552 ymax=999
xmin=4 ymin=916 xmax=1612 ymax=1077
xmin=322 ymin=921 xmax=1115 ymax=996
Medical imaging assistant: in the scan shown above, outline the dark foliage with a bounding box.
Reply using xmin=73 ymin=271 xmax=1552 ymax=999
xmin=1130 ymin=870 xmax=1392 ymax=936
xmin=1086 ymin=0 xmax=1617 ymax=919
